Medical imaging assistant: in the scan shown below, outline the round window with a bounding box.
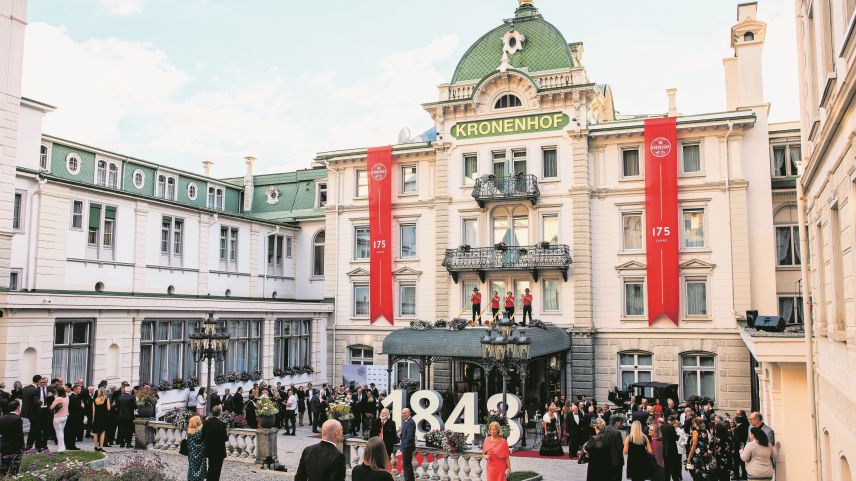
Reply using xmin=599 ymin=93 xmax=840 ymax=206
xmin=188 ymin=182 xmax=198 ymax=200
xmin=66 ymin=154 xmax=81 ymax=175
xmin=509 ymin=37 xmax=517 ymax=49
xmin=132 ymin=169 xmax=145 ymax=189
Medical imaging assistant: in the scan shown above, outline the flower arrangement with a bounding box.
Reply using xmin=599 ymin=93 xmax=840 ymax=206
xmin=256 ymin=396 xmax=279 ymax=416
xmin=529 ymin=319 xmax=547 ymax=329
xmin=302 ymin=365 xmax=314 ymax=374
xmin=409 ymin=319 xmax=433 ymax=331
xmin=327 ymin=399 xmax=353 ymax=421
xmin=239 ymin=371 xmax=251 ymax=382
xmin=157 ymin=379 xmax=173 ymax=392
xmin=136 ymin=386 xmax=159 ymax=406
xmin=250 ymin=370 xmax=262 ymax=381
xmin=425 ymin=429 xmax=469 ymax=453
xmin=163 ymin=408 xmax=193 ymax=430
xmin=273 ymin=367 xmax=283 ymax=377
xmin=186 ymin=376 xmax=200 ymax=389
xmin=397 ymin=378 xmax=419 ymax=391
xmin=481 ymin=412 xmax=511 ymax=438
xmin=171 ymin=377 xmax=186 ymax=390
xmin=220 ymin=412 xmax=249 ymax=429
xmin=448 ymin=318 xmax=468 ymax=331
xmin=494 ymin=241 xmax=508 ymax=252
xmin=434 ymin=319 xmax=448 ymax=328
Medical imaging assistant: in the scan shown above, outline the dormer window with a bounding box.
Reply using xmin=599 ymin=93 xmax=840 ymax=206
xmin=39 ymin=144 xmax=49 ymax=171
xmin=495 ymin=94 xmax=522 ymax=109
xmin=156 ymin=174 xmax=177 ymax=200
xmin=743 ymin=31 xmax=754 ymax=41
xmin=96 ymin=159 xmax=120 ymax=189
xmin=208 ymin=186 xmax=224 ymax=210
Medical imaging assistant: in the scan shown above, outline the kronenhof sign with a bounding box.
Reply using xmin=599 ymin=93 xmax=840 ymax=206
xmin=450 ymin=112 xmax=570 ymax=139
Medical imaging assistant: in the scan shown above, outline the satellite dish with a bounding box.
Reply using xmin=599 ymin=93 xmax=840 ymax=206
xmin=397 ymin=127 xmax=412 ymax=144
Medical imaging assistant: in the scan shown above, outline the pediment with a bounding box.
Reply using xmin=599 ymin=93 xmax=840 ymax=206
xmin=346 ymin=267 xmax=370 ymax=278
xmin=615 ymin=260 xmax=646 ymax=271
xmin=679 ymin=259 xmax=716 ymax=270
xmin=393 ymin=266 xmax=422 ymax=277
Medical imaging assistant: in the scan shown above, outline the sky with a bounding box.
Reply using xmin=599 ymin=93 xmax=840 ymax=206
xmin=22 ymin=0 xmax=800 ymax=178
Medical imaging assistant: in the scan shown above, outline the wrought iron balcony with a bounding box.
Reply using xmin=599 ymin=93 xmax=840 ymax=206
xmin=442 ymin=242 xmax=572 ymax=283
xmin=471 ymin=174 xmax=540 ymax=208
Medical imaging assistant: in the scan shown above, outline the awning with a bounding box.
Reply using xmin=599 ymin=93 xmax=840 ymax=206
xmin=382 ymin=324 xmax=570 ymax=359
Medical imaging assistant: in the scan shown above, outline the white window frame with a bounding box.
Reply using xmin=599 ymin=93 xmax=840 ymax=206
xmin=286 ymin=236 xmax=293 ymax=258
xmin=542 ymin=146 xmax=558 ymax=179
xmin=399 ymin=223 xmax=417 ymax=258
xmin=682 ymin=276 xmax=710 ymax=318
xmin=393 ymin=360 xmax=422 ymax=388
xmin=462 ymin=218 xmax=479 ymax=247
xmin=208 ymin=186 xmax=225 ymax=210
xmin=398 ymin=282 xmax=417 ymax=317
xmin=542 ymin=278 xmax=560 ymax=312
xmin=9 ymin=268 xmax=22 ymax=291
xmin=156 ymin=173 xmax=178 ymax=200
xmin=775 ymin=225 xmax=801 ymax=266
xmin=86 ymin=203 xmax=117 ymax=260
xmin=679 ymin=141 xmax=703 ymax=174
xmin=107 ymin=161 xmax=120 ymax=189
xmin=160 ymin=216 xmax=184 ymax=265
xmin=267 ymin=233 xmax=286 ymax=276
xmin=680 ymin=353 xmax=716 ymax=401
xmin=622 ymin=277 xmax=646 ymax=318
xmin=778 ymin=295 xmax=804 ymax=325
xmin=355 ymin=169 xmax=368 ymax=198
xmin=770 ymin=143 xmax=801 ymax=178
xmin=187 ymin=182 xmax=198 ymax=201
xmin=316 ymin=182 xmax=328 ymax=208
xmin=12 ymin=190 xmax=24 ymax=232
xmin=400 ymin=164 xmax=417 ymax=194
xmin=621 ymin=211 xmax=644 ymax=252
xmin=620 ymin=147 xmax=642 ymax=179
xmin=219 ymin=225 xmax=239 ymax=271
xmin=70 ymin=200 xmax=84 ymax=230
xmin=618 ymin=351 xmax=653 ymax=390
xmin=132 ymin=169 xmax=146 ymax=189
xmin=66 ymin=153 xmax=81 ymax=176
xmin=463 ymin=153 xmax=478 ymax=186
xmin=348 ymin=346 xmax=374 ymax=365
xmin=353 ymin=283 xmax=370 ymax=318
xmin=354 ymin=226 xmax=370 ymax=260
xmin=680 ymin=207 xmax=707 ymax=250
xmin=541 ymin=213 xmax=559 ymax=245
xmin=312 ymin=230 xmax=325 ymax=278
xmin=39 ymin=144 xmax=50 ymax=171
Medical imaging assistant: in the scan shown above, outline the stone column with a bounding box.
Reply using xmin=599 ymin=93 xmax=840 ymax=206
xmin=254 ymin=427 xmax=279 ymax=465
xmin=134 ymin=418 xmax=152 ymax=449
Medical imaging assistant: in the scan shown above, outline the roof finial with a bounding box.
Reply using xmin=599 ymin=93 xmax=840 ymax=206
xmin=518 ymin=0 xmax=533 ymax=5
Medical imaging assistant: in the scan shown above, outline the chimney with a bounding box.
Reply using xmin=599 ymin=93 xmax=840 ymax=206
xmin=202 ymin=160 xmax=213 ymax=177
xmin=723 ymin=2 xmax=766 ymax=110
xmin=243 ymin=156 xmax=255 ymax=212
xmin=667 ymin=88 xmax=677 ymax=117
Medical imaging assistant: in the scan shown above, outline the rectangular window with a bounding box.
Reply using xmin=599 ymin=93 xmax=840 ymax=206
xmin=623 ymin=279 xmax=645 ymax=316
xmin=71 ymin=200 xmax=83 ymax=230
xmin=173 ymin=219 xmax=183 ymax=256
xmin=512 ymin=150 xmax=527 ymax=175
xmin=107 ymin=164 xmax=119 ymax=189
xmin=619 ymin=353 xmax=653 ymax=390
xmin=685 ymin=278 xmax=708 ymax=317
xmin=161 ymin=217 xmax=172 ymax=254
xmin=353 ymin=284 xmax=370 ymax=317
xmin=492 ymin=151 xmax=507 ymax=178
xmin=776 ymin=225 xmax=801 ymax=266
xmin=313 ymin=231 xmax=325 ymax=277
xmin=219 ymin=320 xmax=262 ymax=374
xmin=622 ymin=148 xmax=640 ymax=177
xmin=462 ymin=219 xmax=479 ymax=247
xmin=681 ymin=143 xmax=701 ymax=173
xmin=543 ymin=279 xmax=560 ymax=311
xmin=156 ymin=174 xmax=177 ymax=200
xmin=139 ymin=319 xmax=199 ymax=385
xmin=102 ymin=206 xmax=116 ymax=248
xmin=274 ymin=319 xmax=312 ymax=369
xmin=400 ymin=224 xmax=416 ymax=258
xmin=772 ymin=144 xmax=801 ymax=177
xmin=399 ymin=283 xmax=416 ymax=316
xmin=208 ymin=187 xmax=224 ymax=211
xmin=622 ymin=212 xmax=643 ymax=251
xmin=681 ymin=354 xmax=715 ymax=401
xmin=778 ymin=295 xmax=804 ymax=325
xmin=401 ymin=165 xmax=417 ymax=193
xmin=682 ymin=208 xmax=705 ymax=248
xmin=462 ymin=280 xmax=478 ymax=309
xmin=9 ymin=269 xmax=21 ymax=291
xmin=286 ymin=236 xmax=293 ymax=258
xmin=317 ymin=183 xmax=327 ymax=208
xmin=542 ymin=148 xmax=557 ymax=178
xmin=40 ymin=145 xmax=49 ymax=171
xmin=354 ymin=227 xmax=370 ymax=259
xmin=542 ymin=214 xmax=559 ymax=245
xmin=464 ymin=154 xmax=478 ymax=185
xmin=267 ymin=234 xmax=285 ymax=275
xmin=53 ymin=320 xmax=93 ymax=386
xmin=356 ymin=170 xmax=368 ymax=197
xmin=12 ymin=192 xmax=23 ymax=230
xmin=88 ymin=203 xmax=102 ymax=246
xmin=348 ymin=346 xmax=373 ymax=365
xmin=219 ymin=226 xmax=239 ymax=268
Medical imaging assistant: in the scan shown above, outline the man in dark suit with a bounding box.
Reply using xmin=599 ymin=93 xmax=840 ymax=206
xmin=399 ymin=408 xmax=417 ymax=481
xmin=221 ymin=389 xmax=233 ymax=414
xmin=116 ymin=386 xmax=136 ymax=447
xmin=305 ymin=384 xmax=316 ymax=427
xmin=309 ymin=391 xmax=321 ymax=433
xmin=203 ymin=406 xmax=228 ymax=481
xmin=28 ymin=377 xmax=52 ymax=451
xmin=295 ymin=419 xmax=345 ymax=481
xmin=232 ymin=387 xmax=244 ymax=415
xmin=661 ymin=415 xmax=682 ymax=481
xmin=605 ymin=415 xmax=625 ymax=481
xmin=0 ymin=400 xmax=24 ymax=476
xmin=65 ymin=385 xmax=84 ymax=450
xmin=20 ymin=375 xmax=39 ymax=449
xmin=566 ymin=404 xmax=583 ymax=457
xmin=733 ymin=410 xmax=749 ymax=480
xmin=209 ymin=388 xmax=221 ymax=412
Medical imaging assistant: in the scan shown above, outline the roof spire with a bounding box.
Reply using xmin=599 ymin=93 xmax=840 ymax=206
xmin=515 ymin=0 xmax=537 ymax=17
xmin=518 ymin=0 xmax=533 ymax=5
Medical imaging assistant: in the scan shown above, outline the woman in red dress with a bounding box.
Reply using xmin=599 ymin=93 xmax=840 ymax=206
xmin=482 ymin=421 xmax=511 ymax=481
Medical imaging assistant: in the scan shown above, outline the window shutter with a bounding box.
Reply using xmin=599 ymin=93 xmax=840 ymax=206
xmin=89 ymin=203 xmax=102 ymax=228
xmin=104 ymin=206 xmax=116 ymax=220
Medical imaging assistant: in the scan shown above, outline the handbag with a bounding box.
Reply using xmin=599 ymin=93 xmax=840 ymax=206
xmin=179 ymin=439 xmax=188 ymax=456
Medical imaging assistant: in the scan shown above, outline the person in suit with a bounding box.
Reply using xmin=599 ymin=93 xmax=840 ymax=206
xmin=399 ymin=408 xmax=417 ymax=481
xmin=370 ymin=408 xmax=397 ymax=461
xmin=232 ymin=387 xmax=244 ymax=415
xmin=29 ymin=377 xmax=53 ymax=451
xmin=65 ymin=385 xmax=84 ymax=450
xmin=295 ymin=419 xmax=345 ymax=481
xmin=660 ymin=415 xmax=682 ymax=481
xmin=116 ymin=385 xmax=136 ymax=447
xmin=309 ymin=391 xmax=321 ymax=433
xmin=203 ymin=406 xmax=228 ymax=481
xmin=564 ymin=403 xmax=583 ymax=457
xmin=221 ymin=389 xmax=233 ymax=414
xmin=604 ymin=415 xmax=625 ymax=481
xmin=21 ymin=375 xmax=40 ymax=449
xmin=209 ymin=388 xmax=221 ymax=412
xmin=733 ymin=410 xmax=749 ymax=480
xmin=0 ymin=400 xmax=24 ymax=476
xmin=80 ymin=386 xmax=94 ymax=441
xmin=305 ymin=384 xmax=316 ymax=427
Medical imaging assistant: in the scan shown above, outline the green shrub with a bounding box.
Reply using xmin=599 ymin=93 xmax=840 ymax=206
xmin=508 ymin=471 xmax=539 ymax=481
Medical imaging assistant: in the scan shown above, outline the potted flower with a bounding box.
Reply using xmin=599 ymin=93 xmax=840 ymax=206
xmin=171 ymin=377 xmax=186 ymax=391
xmin=302 ymin=365 xmax=314 ymax=375
xmin=157 ymin=379 xmax=173 ymax=392
xmin=256 ymin=396 xmax=279 ymax=429
xmin=494 ymin=241 xmax=508 ymax=252
xmin=163 ymin=408 xmax=192 ymax=430
xmin=425 ymin=429 xmax=469 ymax=453
xmin=327 ymin=399 xmax=353 ymax=435
xmin=135 ymin=386 xmax=158 ymax=418
xmin=273 ymin=367 xmax=283 ymax=377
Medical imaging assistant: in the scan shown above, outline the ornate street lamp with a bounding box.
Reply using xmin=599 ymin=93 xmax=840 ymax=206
xmin=481 ymin=314 xmax=531 ymax=446
xmin=189 ymin=312 xmax=230 ymax=416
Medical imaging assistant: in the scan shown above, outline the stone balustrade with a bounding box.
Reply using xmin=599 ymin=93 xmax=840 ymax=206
xmin=344 ymin=438 xmax=486 ymax=481
xmin=134 ymin=419 xmax=277 ymax=465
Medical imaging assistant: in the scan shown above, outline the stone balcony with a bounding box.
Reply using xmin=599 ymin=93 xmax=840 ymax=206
xmin=471 ymin=174 xmax=540 ymax=208
xmin=442 ymin=243 xmax=572 ymax=282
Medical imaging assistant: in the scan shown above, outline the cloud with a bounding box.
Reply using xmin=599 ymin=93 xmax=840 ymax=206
xmin=99 ymin=0 xmax=144 ymax=16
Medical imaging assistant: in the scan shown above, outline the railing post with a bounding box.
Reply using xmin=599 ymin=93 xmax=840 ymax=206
xmin=133 ymin=418 xmax=151 ymax=449
xmin=254 ymin=427 xmax=277 ymax=465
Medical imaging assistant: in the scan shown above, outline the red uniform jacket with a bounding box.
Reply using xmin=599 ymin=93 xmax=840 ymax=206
xmin=523 ymin=293 xmax=533 ymax=306
xmin=504 ymin=295 xmax=515 ymax=308
xmin=471 ymin=292 xmax=481 ymax=305
xmin=491 ymin=294 xmax=500 ymax=308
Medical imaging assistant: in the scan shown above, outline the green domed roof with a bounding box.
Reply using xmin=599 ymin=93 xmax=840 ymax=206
xmin=451 ymin=5 xmax=574 ymax=84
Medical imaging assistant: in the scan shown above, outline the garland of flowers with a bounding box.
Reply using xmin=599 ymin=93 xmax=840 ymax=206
xmin=213 ymin=370 xmax=263 ymax=385
xmin=425 ymin=429 xmax=469 ymax=453
xmin=272 ymin=366 xmax=314 ymax=377
xmin=480 ymin=412 xmax=511 ymax=438
xmin=163 ymin=408 xmax=193 ymax=430
xmin=409 ymin=319 xmax=433 ymax=330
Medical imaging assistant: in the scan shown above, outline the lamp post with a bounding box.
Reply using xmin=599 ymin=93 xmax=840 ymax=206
xmin=189 ymin=312 xmax=230 ymax=416
xmin=481 ymin=313 xmax=531 ymax=447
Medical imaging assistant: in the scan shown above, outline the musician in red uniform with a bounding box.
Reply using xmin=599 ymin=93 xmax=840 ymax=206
xmin=490 ymin=291 xmax=501 ymax=324
xmin=470 ymin=287 xmax=482 ymax=325
xmin=504 ymin=291 xmax=515 ymax=321
xmin=521 ymin=288 xmax=533 ymax=326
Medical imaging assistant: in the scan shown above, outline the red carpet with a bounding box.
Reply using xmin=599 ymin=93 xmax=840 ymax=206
xmin=510 ymin=450 xmax=575 ymax=460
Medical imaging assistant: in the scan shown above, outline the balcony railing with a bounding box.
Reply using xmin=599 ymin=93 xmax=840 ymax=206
xmin=442 ymin=243 xmax=572 ymax=282
xmin=471 ymin=174 xmax=539 ymax=207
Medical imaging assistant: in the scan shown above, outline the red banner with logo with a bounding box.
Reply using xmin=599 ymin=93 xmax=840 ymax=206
xmin=644 ymin=117 xmax=679 ymax=326
xmin=368 ymin=146 xmax=394 ymax=325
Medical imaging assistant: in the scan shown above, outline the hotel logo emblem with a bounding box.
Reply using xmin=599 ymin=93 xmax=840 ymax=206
xmin=650 ymin=137 xmax=672 ymax=158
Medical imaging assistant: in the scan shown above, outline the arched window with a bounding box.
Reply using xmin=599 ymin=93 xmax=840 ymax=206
xmin=96 ymin=160 xmax=107 ymax=186
xmin=681 ymin=352 xmax=716 ymax=400
xmin=107 ymin=163 xmax=119 ymax=188
xmin=39 ymin=144 xmax=49 ymax=170
xmin=491 ymin=206 xmax=529 ymax=247
xmin=744 ymin=31 xmax=755 ymax=41
xmin=313 ymin=230 xmax=325 ymax=277
xmin=494 ymin=94 xmax=522 ymax=109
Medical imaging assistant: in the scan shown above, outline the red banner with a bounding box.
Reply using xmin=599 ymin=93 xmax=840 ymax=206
xmin=644 ymin=117 xmax=679 ymax=326
xmin=368 ymin=146 xmax=394 ymax=325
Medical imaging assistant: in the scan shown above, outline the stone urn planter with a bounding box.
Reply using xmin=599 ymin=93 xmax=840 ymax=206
xmin=258 ymin=414 xmax=277 ymax=429
xmin=137 ymin=405 xmax=155 ymax=418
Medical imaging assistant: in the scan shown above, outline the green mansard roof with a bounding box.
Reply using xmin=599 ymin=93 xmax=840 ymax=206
xmin=451 ymin=4 xmax=574 ymax=84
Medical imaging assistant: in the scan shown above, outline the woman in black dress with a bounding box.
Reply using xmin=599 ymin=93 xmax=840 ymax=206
xmin=90 ymin=387 xmax=110 ymax=452
xmin=539 ymin=404 xmax=564 ymax=456
xmin=352 ymin=437 xmax=394 ymax=481
xmin=297 ymin=386 xmax=306 ymax=426
xmin=582 ymin=418 xmax=610 ymax=481
xmin=624 ymin=420 xmax=653 ymax=481
xmin=244 ymin=388 xmax=258 ymax=429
